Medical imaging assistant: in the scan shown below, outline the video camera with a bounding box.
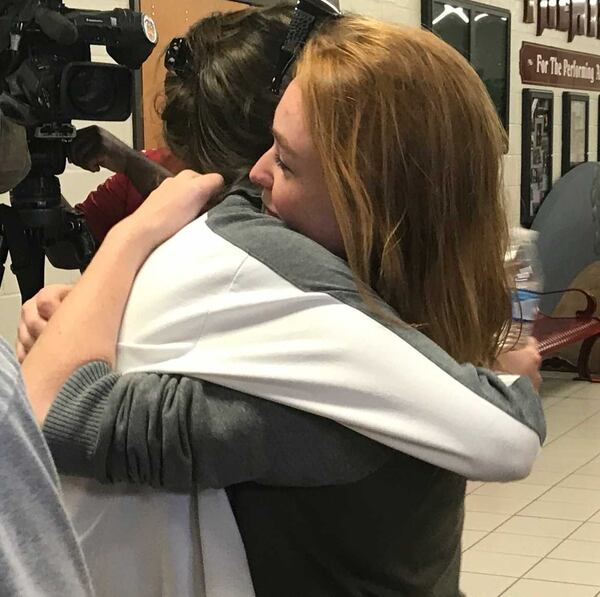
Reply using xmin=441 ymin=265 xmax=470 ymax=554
xmin=0 ymin=0 xmax=157 ymax=125
xmin=0 ymin=0 xmax=157 ymax=301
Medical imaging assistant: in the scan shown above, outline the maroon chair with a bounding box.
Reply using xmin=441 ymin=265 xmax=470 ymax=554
xmin=533 ymin=289 xmax=600 ymax=382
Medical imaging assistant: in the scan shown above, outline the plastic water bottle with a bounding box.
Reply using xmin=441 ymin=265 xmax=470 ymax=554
xmin=504 ymin=228 xmax=543 ymax=349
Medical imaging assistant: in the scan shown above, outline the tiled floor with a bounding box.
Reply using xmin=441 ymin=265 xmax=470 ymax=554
xmin=460 ymin=373 xmax=600 ymax=596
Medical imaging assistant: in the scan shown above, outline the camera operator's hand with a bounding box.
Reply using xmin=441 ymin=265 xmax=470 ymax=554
xmin=494 ymin=337 xmax=543 ymax=392
xmin=69 ymin=125 xmax=136 ymax=174
xmin=16 ymin=284 xmax=72 ymax=363
xmin=69 ymin=125 xmax=173 ymax=199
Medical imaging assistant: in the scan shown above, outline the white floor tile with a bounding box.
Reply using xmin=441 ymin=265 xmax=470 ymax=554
xmin=472 ymin=532 xmax=561 ymax=557
xmin=463 ymin=511 xmax=511 ymax=532
xmin=548 ymin=438 xmax=600 ymax=452
xmin=532 ymin=453 xmax=591 ymax=473
xmin=541 ymin=445 xmax=600 ymax=461
xmin=501 ymin=578 xmax=600 ymax=596
xmin=570 ymin=384 xmax=600 ymax=400
xmin=565 ymin=425 xmax=600 ymax=440
xmin=466 ymin=481 xmax=484 ymax=494
xmin=541 ymin=396 xmax=567 ymax=408
xmin=516 ymin=470 xmax=568 ymax=486
xmin=525 ymin=558 xmax=600 ymax=585
xmin=473 ymin=483 xmax=549 ymax=501
xmin=538 ymin=487 xmax=600 ymax=506
xmin=577 ymin=458 xmax=600 ymax=477
xmin=465 ymin=495 xmax=530 ymax=516
xmin=549 ymin=539 xmax=600 ymax=563
xmin=495 ymin=516 xmax=581 ymax=538
xmin=478 ymin=380 xmax=600 ymax=597
xmin=461 ymin=550 xmax=540 ymax=576
xmin=544 ymin=419 xmax=594 ymax=440
xmin=459 ymin=572 xmax=516 ymax=597
xmin=461 ymin=530 xmax=487 ymax=550
xmin=544 ymin=418 xmax=579 ymax=435
xmin=518 ymin=500 xmax=600 ymax=521
xmin=575 ymin=415 xmax=600 ymax=429
xmin=570 ymin=523 xmax=600 ymax=543
xmin=549 ymin=399 xmax=600 ymax=417
xmin=559 ymin=475 xmax=600 ymax=491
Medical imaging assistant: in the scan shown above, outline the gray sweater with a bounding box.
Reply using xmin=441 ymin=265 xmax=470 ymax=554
xmin=43 ymin=362 xmax=466 ymax=597
xmin=44 ymin=361 xmax=390 ymax=491
xmin=0 ymin=338 xmax=93 ymax=597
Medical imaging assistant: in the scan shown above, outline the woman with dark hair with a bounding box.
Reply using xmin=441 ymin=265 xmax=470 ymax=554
xmin=68 ymin=5 xmax=290 ymax=245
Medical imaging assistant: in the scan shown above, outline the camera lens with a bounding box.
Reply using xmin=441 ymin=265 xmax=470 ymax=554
xmin=67 ymin=67 xmax=116 ymax=116
xmin=61 ymin=63 xmax=131 ymax=121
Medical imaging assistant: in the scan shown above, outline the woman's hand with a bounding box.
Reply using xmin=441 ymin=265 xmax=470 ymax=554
xmin=16 ymin=284 xmax=72 ymax=363
xmin=116 ymin=169 xmax=224 ymax=248
xmin=494 ymin=337 xmax=543 ymax=392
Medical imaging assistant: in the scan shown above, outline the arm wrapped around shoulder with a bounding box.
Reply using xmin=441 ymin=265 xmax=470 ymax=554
xmin=43 ymin=362 xmax=390 ymax=492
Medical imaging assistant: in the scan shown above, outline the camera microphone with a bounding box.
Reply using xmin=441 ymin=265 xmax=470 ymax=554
xmin=34 ymin=7 xmax=78 ymax=46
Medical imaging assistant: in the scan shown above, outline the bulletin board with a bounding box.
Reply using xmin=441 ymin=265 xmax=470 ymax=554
xmin=521 ymin=89 xmax=553 ymax=227
xmin=135 ymin=0 xmax=247 ymax=149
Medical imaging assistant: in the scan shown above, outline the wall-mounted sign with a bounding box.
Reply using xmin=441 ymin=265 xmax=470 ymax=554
xmin=524 ymin=0 xmax=597 ymax=41
xmin=520 ymin=42 xmax=600 ymax=91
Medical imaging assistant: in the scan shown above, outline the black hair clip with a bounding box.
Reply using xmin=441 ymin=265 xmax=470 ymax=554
xmin=271 ymin=0 xmax=342 ymax=95
xmin=165 ymin=36 xmax=193 ymax=77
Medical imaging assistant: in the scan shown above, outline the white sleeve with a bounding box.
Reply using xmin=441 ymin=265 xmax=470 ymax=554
xmin=117 ymin=216 xmax=543 ymax=482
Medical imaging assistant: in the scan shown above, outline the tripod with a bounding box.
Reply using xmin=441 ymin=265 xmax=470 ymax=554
xmin=0 ymin=130 xmax=95 ymax=302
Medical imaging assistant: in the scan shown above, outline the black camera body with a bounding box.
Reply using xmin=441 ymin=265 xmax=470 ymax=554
xmin=0 ymin=0 xmax=157 ymax=127
xmin=0 ymin=0 xmax=157 ymax=301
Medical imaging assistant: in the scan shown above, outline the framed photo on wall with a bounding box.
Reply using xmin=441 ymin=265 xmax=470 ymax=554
xmin=562 ymin=92 xmax=589 ymax=175
xmin=421 ymin=0 xmax=511 ymax=131
xmin=521 ymin=89 xmax=553 ymax=227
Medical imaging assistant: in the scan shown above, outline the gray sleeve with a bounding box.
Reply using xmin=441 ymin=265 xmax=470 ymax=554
xmin=0 ymin=339 xmax=93 ymax=597
xmin=43 ymin=362 xmax=390 ymax=492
